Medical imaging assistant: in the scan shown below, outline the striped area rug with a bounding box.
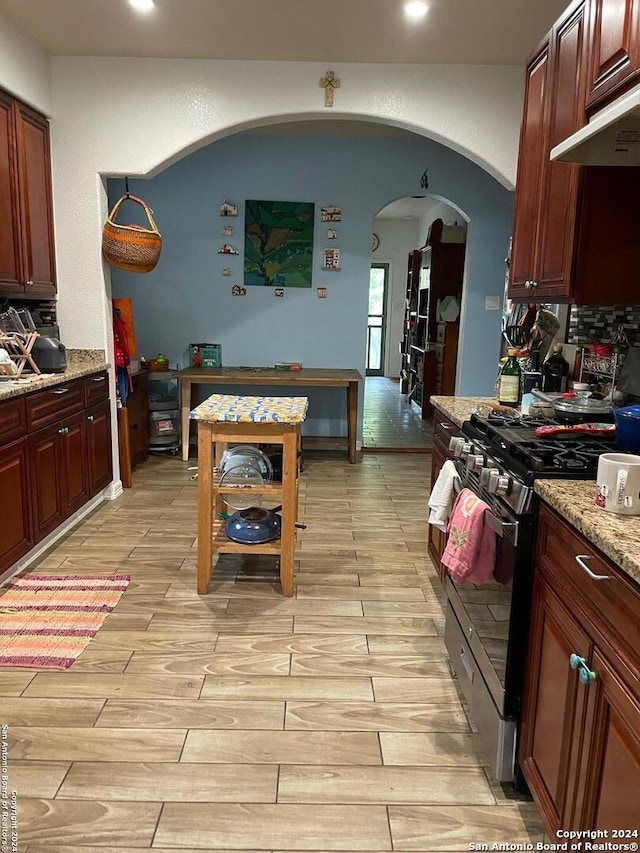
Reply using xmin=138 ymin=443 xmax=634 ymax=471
xmin=0 ymin=573 xmax=130 ymax=669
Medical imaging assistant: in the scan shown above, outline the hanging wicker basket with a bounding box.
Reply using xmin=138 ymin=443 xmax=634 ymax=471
xmin=102 ymin=194 xmax=162 ymax=274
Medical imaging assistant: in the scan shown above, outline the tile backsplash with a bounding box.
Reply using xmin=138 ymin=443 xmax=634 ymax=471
xmin=568 ymin=305 xmax=640 ymax=346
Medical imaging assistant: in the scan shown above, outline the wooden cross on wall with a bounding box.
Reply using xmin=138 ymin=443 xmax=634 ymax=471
xmin=319 ymin=70 xmax=341 ymax=107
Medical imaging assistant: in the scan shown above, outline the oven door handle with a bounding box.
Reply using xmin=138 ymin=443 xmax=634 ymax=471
xmin=484 ymin=511 xmax=519 ymax=545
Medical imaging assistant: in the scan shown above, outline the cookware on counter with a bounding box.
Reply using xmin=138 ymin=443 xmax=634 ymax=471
xmin=613 ymin=405 xmax=640 ymax=453
xmin=531 ymin=389 xmax=614 ymax=424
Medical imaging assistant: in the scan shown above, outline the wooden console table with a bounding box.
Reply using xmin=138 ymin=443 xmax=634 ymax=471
xmin=175 ymin=367 xmax=363 ymax=464
xmin=192 ymin=394 xmax=307 ymax=596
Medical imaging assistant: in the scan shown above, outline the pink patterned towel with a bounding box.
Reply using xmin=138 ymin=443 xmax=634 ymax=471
xmin=441 ymin=488 xmax=497 ymax=585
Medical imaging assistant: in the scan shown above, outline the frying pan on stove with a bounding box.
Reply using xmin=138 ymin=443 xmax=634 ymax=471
xmin=531 ymin=390 xmax=614 ymax=424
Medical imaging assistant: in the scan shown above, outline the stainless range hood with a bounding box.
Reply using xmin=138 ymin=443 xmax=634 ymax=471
xmin=551 ymin=83 xmax=640 ymax=165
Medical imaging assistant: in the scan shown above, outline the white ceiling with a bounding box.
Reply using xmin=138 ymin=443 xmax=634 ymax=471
xmin=0 ymin=0 xmax=569 ymax=65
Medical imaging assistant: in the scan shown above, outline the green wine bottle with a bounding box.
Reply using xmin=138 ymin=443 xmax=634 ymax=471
xmin=498 ymin=348 xmax=522 ymax=408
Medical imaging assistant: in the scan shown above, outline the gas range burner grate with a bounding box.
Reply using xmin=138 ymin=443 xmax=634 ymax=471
xmin=510 ymin=439 xmax=609 ymax=473
xmin=484 ymin=413 xmax=549 ymax=430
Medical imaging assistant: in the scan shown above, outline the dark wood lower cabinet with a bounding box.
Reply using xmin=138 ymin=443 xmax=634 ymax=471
xmin=0 ymin=372 xmax=113 ymax=575
xmin=520 ymin=504 xmax=640 ymax=834
xmin=30 ymin=422 xmax=65 ymax=541
xmin=519 ymin=576 xmax=591 ymax=833
xmin=578 ymin=649 xmax=640 ymax=829
xmin=0 ymin=439 xmax=33 ymax=571
xmin=86 ymin=401 xmax=113 ymax=496
xmin=60 ymin=411 xmax=89 ymax=516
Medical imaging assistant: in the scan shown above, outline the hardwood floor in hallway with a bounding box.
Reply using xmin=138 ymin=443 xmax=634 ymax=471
xmin=1 ymin=451 xmax=544 ymax=851
xmin=363 ymin=378 xmax=434 ymax=451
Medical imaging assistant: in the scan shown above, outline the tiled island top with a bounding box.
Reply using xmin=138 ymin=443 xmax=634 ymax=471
xmin=534 ymin=480 xmax=640 ymax=586
xmin=0 ymin=349 xmax=108 ymax=401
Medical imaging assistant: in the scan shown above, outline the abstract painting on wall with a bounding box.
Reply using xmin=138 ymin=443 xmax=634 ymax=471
xmin=244 ymin=200 xmax=315 ymax=288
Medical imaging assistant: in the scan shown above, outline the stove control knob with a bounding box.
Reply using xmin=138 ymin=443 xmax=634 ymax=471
xmin=466 ymin=454 xmax=484 ymax=472
xmin=487 ymin=469 xmax=510 ymax=494
xmin=459 ymin=442 xmax=472 ymax=459
xmin=488 ymin=473 xmax=511 ymax=496
xmin=480 ymin=467 xmax=498 ymax=488
xmin=449 ymin=437 xmax=464 ymax=454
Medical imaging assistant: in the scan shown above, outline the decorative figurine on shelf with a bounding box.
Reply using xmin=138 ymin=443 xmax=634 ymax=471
xmin=191 ymin=346 xmax=203 ymax=368
xmin=218 ymin=244 xmax=239 ymax=255
xmin=327 ymin=228 xmax=338 ymax=239
xmin=232 ymin=285 xmax=247 ymax=296
xmin=222 ymin=268 xmax=232 ymax=277
xmin=221 ymin=225 xmax=233 ymax=237
xmin=219 ymin=200 xmax=238 ymax=217
xmin=275 ymin=288 xmax=285 ymax=297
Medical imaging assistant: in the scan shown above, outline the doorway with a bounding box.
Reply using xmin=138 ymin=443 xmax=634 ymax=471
xmin=366 ymin=263 xmax=388 ymax=376
xmin=362 ymin=196 xmax=467 ymax=451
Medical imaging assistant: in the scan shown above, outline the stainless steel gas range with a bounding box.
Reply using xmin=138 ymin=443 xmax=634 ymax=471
xmin=443 ymin=412 xmax=616 ymax=791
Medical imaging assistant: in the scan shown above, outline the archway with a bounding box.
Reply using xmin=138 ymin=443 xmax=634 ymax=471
xmin=362 ymin=194 xmax=469 ymax=451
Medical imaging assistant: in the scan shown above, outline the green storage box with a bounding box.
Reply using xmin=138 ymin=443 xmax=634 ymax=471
xmin=188 ymin=343 xmax=222 ymax=368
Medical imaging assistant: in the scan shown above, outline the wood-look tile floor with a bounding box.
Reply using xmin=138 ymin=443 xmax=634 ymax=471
xmin=1 ymin=451 xmax=544 ymax=851
xmin=363 ymin=378 xmax=434 ymax=450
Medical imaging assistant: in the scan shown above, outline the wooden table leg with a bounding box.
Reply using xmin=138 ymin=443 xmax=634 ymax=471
xmin=279 ymin=425 xmax=298 ymax=597
xmin=181 ymin=378 xmax=191 ymax=461
xmin=197 ymin=422 xmax=213 ymax=595
xmin=347 ymin=380 xmax=358 ymax=464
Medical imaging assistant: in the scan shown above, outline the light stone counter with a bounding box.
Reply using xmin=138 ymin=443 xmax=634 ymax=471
xmin=534 ymin=480 xmax=640 ymax=586
xmin=430 ymin=395 xmax=503 ymax=428
xmin=0 ymin=349 xmax=108 ymax=402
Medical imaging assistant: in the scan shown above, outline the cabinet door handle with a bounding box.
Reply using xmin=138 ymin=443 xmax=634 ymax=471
xmin=58 ymin=426 xmax=69 ymax=435
xmin=569 ymin=653 xmax=597 ymax=685
xmin=26 ymin=279 xmax=34 ymax=287
xmin=438 ymin=421 xmax=453 ymax=430
xmin=53 ymin=388 xmax=69 ymax=395
xmin=87 ymin=415 xmax=94 ymax=422
xmin=91 ymin=376 xmax=105 ymax=382
xmin=575 ymin=554 xmax=611 ymax=581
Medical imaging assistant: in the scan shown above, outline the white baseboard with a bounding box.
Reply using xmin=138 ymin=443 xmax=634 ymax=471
xmin=104 ymin=479 xmax=123 ymax=500
xmin=0 ymin=491 xmax=109 ymax=586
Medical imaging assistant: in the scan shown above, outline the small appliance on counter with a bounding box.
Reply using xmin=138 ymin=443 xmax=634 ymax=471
xmin=30 ymin=336 xmax=67 ymax=373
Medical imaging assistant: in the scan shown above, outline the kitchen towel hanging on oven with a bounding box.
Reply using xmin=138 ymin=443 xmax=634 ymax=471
xmin=442 ymin=488 xmax=497 ymax=585
xmin=428 ymin=460 xmax=460 ymax=532
xmin=102 ymin=194 xmax=162 ymax=273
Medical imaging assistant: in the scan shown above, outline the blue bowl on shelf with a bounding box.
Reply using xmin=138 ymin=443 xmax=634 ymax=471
xmin=225 ymin=506 xmax=281 ymax=544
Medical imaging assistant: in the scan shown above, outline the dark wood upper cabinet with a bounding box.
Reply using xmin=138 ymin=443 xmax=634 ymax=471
xmin=0 ymin=88 xmax=56 ymax=297
xmin=509 ymin=0 xmax=640 ymax=304
xmin=0 ymin=92 xmax=22 ymax=292
xmin=585 ymin=0 xmax=640 ymax=110
xmin=509 ymin=42 xmax=551 ymax=297
xmin=510 ymin=2 xmax=587 ymax=301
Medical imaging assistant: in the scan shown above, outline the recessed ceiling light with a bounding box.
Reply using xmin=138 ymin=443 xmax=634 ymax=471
xmin=405 ymin=1 xmax=428 ymax=19
xmin=129 ymin=0 xmax=156 ymax=13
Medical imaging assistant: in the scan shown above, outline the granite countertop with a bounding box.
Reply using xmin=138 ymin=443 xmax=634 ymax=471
xmin=0 ymin=349 xmax=108 ymax=401
xmin=534 ymin=480 xmax=640 ymax=586
xmin=430 ymin=396 xmax=502 ymax=428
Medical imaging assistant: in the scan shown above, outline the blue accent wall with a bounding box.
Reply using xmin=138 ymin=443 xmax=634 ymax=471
xmin=109 ymin=132 xmax=513 ymax=437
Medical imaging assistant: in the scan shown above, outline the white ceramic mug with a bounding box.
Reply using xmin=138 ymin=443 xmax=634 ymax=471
xmin=595 ymin=453 xmax=640 ymax=515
